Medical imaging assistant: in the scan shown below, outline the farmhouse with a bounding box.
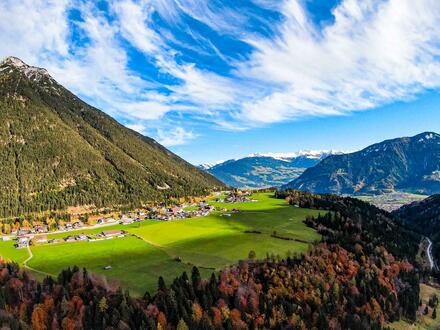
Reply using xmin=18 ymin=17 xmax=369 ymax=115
xmin=102 ymin=229 xmax=125 ymax=237
xmin=48 ymin=238 xmax=62 ymax=244
xmin=72 ymin=221 xmax=83 ymax=229
xmin=15 ymin=236 xmax=30 ymax=248
xmin=168 ymin=207 xmax=183 ymax=214
xmin=34 ymin=236 xmax=48 ymax=243
xmin=18 ymin=227 xmax=32 ymax=235
xmin=34 ymin=225 xmax=48 ymax=233
xmin=15 ymin=242 xmax=28 ymax=249
xmin=120 ymin=218 xmax=133 ymax=225
xmin=64 ymin=236 xmax=76 ymax=242
xmin=77 ymin=234 xmax=88 ymax=241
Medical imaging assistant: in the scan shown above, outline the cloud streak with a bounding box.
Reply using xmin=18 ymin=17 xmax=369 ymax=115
xmin=1 ymin=0 xmax=440 ymax=144
xmin=239 ymin=0 xmax=440 ymax=123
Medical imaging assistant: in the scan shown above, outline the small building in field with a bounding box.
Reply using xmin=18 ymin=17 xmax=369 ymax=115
xmin=72 ymin=221 xmax=83 ymax=229
xmin=18 ymin=227 xmax=32 ymax=235
xmin=15 ymin=242 xmax=29 ymax=249
xmin=15 ymin=236 xmax=30 ymax=249
xmin=34 ymin=236 xmax=48 ymax=243
xmin=77 ymin=234 xmax=88 ymax=241
xmin=17 ymin=236 xmax=30 ymax=243
xmin=102 ymin=229 xmax=125 ymax=237
xmin=48 ymin=238 xmax=62 ymax=244
xmin=168 ymin=207 xmax=183 ymax=214
xmin=120 ymin=218 xmax=133 ymax=225
xmin=64 ymin=236 xmax=76 ymax=242
xmin=34 ymin=225 xmax=48 ymax=233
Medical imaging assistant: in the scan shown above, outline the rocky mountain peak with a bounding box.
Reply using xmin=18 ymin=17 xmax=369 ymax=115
xmin=0 ymin=56 xmax=53 ymax=83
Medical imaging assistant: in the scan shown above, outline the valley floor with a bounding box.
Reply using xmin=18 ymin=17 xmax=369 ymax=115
xmin=0 ymin=193 xmax=320 ymax=296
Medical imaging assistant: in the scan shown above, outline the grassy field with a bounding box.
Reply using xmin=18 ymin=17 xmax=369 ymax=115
xmin=27 ymin=236 xmax=199 ymax=295
xmin=0 ymin=193 xmax=321 ymax=295
xmin=0 ymin=240 xmax=29 ymax=264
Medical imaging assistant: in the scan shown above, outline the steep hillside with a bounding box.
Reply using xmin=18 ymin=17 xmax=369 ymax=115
xmin=393 ymin=195 xmax=440 ymax=268
xmin=0 ymin=56 xmax=223 ymax=216
xmin=205 ymin=151 xmax=339 ymax=188
xmin=283 ymin=132 xmax=440 ymax=195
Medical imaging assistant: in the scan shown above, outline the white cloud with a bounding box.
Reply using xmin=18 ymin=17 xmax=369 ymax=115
xmin=151 ymin=0 xmax=248 ymax=36
xmin=115 ymin=100 xmax=172 ymax=120
xmin=2 ymin=0 xmax=440 ymax=146
xmin=0 ymin=0 xmax=70 ymax=63
xmin=238 ymin=0 xmax=440 ymax=123
xmin=113 ymin=0 xmax=161 ymax=54
xmin=157 ymin=126 xmax=196 ymax=146
xmin=125 ymin=123 xmax=147 ymax=134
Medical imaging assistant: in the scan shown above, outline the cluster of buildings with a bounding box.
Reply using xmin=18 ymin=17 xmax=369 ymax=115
xmin=215 ymin=191 xmax=255 ymax=203
xmin=145 ymin=202 xmax=215 ymax=221
xmin=14 ymin=229 xmax=126 ymax=248
xmin=57 ymin=221 xmax=84 ymax=231
xmin=10 ymin=224 xmax=49 ymax=236
xmin=6 ymin=200 xmax=218 ymax=249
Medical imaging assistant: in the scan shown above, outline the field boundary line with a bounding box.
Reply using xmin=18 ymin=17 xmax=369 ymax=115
xmin=132 ymin=234 xmax=164 ymax=249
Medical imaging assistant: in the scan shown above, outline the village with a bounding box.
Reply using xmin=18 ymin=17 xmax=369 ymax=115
xmin=1 ymin=191 xmax=254 ymax=249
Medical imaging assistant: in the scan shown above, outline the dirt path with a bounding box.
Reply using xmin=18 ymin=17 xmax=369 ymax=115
xmin=23 ymin=245 xmax=54 ymax=277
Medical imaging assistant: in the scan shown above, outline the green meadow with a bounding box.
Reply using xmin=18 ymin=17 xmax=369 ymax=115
xmin=0 ymin=193 xmax=321 ymax=296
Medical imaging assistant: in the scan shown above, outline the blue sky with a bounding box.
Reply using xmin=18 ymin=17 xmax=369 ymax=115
xmin=1 ymin=0 xmax=440 ymax=164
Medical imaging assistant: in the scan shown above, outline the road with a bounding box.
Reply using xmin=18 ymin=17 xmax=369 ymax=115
xmin=23 ymin=245 xmax=54 ymax=277
xmin=426 ymin=238 xmax=437 ymax=270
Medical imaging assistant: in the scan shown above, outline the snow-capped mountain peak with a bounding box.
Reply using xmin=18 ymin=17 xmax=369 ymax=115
xmin=248 ymin=150 xmax=345 ymax=161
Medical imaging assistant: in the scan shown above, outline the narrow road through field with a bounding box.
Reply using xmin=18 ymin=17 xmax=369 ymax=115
xmin=426 ymin=238 xmax=437 ymax=270
xmin=23 ymin=245 xmax=54 ymax=277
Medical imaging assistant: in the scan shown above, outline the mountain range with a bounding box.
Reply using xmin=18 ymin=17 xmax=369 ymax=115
xmin=202 ymin=151 xmax=342 ymax=188
xmin=0 ymin=56 xmax=223 ymax=217
xmin=282 ymin=132 xmax=440 ymax=195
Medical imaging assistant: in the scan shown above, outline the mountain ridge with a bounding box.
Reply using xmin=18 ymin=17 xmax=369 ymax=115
xmin=0 ymin=56 xmax=223 ymax=217
xmin=203 ymin=151 xmax=343 ymax=188
xmin=282 ymin=132 xmax=440 ymax=195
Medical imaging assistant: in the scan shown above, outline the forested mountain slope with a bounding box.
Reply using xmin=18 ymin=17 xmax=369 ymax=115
xmin=283 ymin=132 xmax=440 ymax=195
xmin=0 ymin=57 xmax=223 ymax=217
xmin=393 ymin=194 xmax=440 ymax=270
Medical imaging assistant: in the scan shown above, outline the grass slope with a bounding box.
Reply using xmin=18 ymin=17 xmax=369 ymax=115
xmin=390 ymin=284 xmax=440 ymax=330
xmin=0 ymin=193 xmax=320 ymax=295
